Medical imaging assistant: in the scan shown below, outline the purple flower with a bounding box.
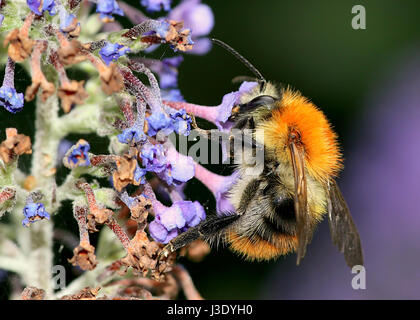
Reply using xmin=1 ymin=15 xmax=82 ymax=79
xmin=170 ymin=109 xmax=192 ymax=136
xmin=177 ymin=200 xmax=206 ymax=229
xmin=140 ymin=142 xmax=167 ymax=173
xmin=134 ymin=165 xmax=147 ymax=184
xmin=146 ymin=111 xmax=173 ymax=136
xmin=158 ymin=146 xmax=195 ymax=185
xmin=0 ymin=86 xmax=24 ymax=113
xmin=96 ymin=0 xmax=124 ymax=21
xmin=56 ymin=139 xmax=73 ymax=166
xmin=169 ymin=0 xmax=214 ymax=37
xmin=162 ymin=89 xmax=184 ymax=102
xmin=141 ymin=0 xmax=172 ymax=12
xmin=58 ymin=7 xmax=78 ymax=33
xmin=149 ymin=200 xmax=206 ymax=243
xmin=0 ymin=14 xmax=4 ymax=28
xmin=215 ymin=81 xmax=258 ymax=131
xmin=27 ymin=0 xmax=56 ymax=16
xmin=99 ymin=42 xmax=130 ymax=66
xmin=22 ymin=202 xmax=50 ymax=227
xmin=160 ymin=56 xmax=183 ymax=89
xmin=63 ymin=139 xmax=90 ymax=169
xmin=117 ymin=125 xmax=147 ymax=145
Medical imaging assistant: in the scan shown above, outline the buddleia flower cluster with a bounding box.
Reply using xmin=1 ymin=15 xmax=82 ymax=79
xmin=0 ymin=0 xmax=259 ymax=300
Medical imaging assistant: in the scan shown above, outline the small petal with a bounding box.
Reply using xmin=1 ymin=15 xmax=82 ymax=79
xmin=0 ymin=86 xmax=24 ymax=113
xmin=22 ymin=202 xmax=50 ymax=227
xmin=170 ymin=109 xmax=191 ymax=136
xmin=117 ymin=126 xmax=147 ymax=145
xmin=146 ymin=112 xmax=173 ymax=136
xmin=158 ymin=204 xmax=186 ymax=230
xmin=27 ymin=0 xmax=56 ymax=16
xmin=141 ymin=0 xmax=172 ymax=12
xmin=134 ymin=166 xmax=147 ymax=184
xmin=96 ymin=0 xmax=124 ymax=21
xmin=140 ymin=143 xmax=167 ymax=173
xmin=63 ymin=139 xmax=90 ymax=169
xmin=99 ymin=42 xmax=131 ymax=66
xmin=149 ymin=220 xmax=168 ymax=243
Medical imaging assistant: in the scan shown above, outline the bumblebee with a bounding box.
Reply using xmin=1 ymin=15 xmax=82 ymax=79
xmin=161 ymin=39 xmax=363 ymax=268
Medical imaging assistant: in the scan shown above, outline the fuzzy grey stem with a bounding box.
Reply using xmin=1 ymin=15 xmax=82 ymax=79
xmin=2 ymin=57 xmax=15 ymax=88
xmin=25 ymin=94 xmax=61 ymax=298
xmin=122 ymin=19 xmax=161 ymax=39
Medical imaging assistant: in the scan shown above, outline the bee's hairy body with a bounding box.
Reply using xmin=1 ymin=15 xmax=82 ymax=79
xmin=162 ymin=80 xmax=362 ymax=267
xmin=224 ymin=82 xmax=339 ymax=260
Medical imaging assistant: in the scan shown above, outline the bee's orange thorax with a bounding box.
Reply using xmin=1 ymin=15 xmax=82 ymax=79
xmin=259 ymin=88 xmax=342 ymax=182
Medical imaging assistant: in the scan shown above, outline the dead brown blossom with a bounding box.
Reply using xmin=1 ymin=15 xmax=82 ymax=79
xmin=62 ymin=18 xmax=81 ymax=38
xmin=0 ymin=128 xmax=32 ymax=164
xmin=141 ymin=20 xmax=193 ymax=52
xmin=100 ymin=63 xmax=125 ymax=95
xmin=68 ymin=240 xmax=98 ymax=271
xmin=4 ymin=13 xmax=35 ymax=62
xmin=21 ymin=286 xmax=45 ymax=300
xmin=58 ymin=80 xmax=89 ymax=113
xmin=57 ymin=37 xmax=86 ymax=65
xmin=60 ymin=287 xmax=101 ymax=300
xmin=121 ymin=230 xmax=175 ymax=281
xmin=112 ymin=155 xmax=139 ymax=192
xmin=25 ymin=41 xmax=55 ymax=102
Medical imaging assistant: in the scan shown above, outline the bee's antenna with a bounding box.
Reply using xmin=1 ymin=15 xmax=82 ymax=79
xmin=211 ymin=38 xmax=267 ymax=91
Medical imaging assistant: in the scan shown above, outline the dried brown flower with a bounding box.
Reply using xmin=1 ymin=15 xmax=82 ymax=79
xmin=60 ymin=287 xmax=101 ymax=300
xmin=57 ymin=39 xmax=86 ymax=65
xmin=58 ymin=80 xmax=89 ymax=113
xmin=4 ymin=13 xmax=35 ymax=62
xmin=112 ymin=155 xmax=138 ymax=192
xmin=21 ymin=286 xmax=45 ymax=300
xmin=100 ymin=63 xmax=124 ymax=95
xmin=121 ymin=231 xmax=175 ymax=281
xmin=0 ymin=128 xmax=32 ymax=164
xmin=68 ymin=240 xmax=98 ymax=271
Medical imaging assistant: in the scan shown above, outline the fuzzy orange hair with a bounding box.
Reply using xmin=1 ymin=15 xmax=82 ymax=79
xmin=260 ymin=88 xmax=342 ymax=182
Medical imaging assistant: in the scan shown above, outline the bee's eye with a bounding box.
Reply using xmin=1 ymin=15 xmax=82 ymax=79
xmin=239 ymin=95 xmax=276 ymax=113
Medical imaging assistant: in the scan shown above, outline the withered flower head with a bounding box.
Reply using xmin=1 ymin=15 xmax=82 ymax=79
xmin=58 ymin=39 xmax=86 ymax=65
xmin=112 ymin=155 xmax=138 ymax=192
xmin=68 ymin=240 xmax=98 ymax=271
xmin=25 ymin=80 xmax=55 ymax=102
xmin=87 ymin=208 xmax=114 ymax=229
xmin=0 ymin=128 xmax=32 ymax=164
xmin=58 ymin=80 xmax=89 ymax=113
xmin=60 ymin=287 xmax=101 ymax=300
xmin=129 ymin=194 xmax=152 ymax=224
xmin=100 ymin=63 xmax=124 ymax=95
xmin=121 ymin=230 xmax=175 ymax=281
xmin=21 ymin=287 xmax=45 ymax=300
xmin=4 ymin=29 xmax=35 ymax=62
xmin=142 ymin=20 xmax=194 ymax=52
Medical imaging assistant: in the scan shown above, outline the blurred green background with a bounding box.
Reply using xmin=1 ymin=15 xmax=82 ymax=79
xmin=1 ymin=0 xmax=420 ymax=299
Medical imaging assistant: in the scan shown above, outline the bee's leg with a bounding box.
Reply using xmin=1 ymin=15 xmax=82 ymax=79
xmin=159 ymin=214 xmax=239 ymax=258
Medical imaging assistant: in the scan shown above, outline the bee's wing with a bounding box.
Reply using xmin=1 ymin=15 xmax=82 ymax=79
xmin=289 ymin=139 xmax=314 ymax=265
xmin=327 ymin=180 xmax=364 ymax=268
